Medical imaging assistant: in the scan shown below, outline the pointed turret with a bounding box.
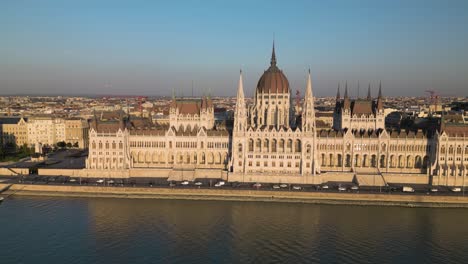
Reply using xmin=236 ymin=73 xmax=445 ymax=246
xmin=234 ymin=70 xmax=247 ymax=132
xmin=301 ymin=69 xmax=320 ymax=176
xmin=336 ymin=84 xmax=341 ymax=100
xmin=377 ymin=81 xmax=384 ymax=111
xmin=302 ymin=69 xmax=316 ymax=133
xmin=343 ymin=81 xmax=350 ymax=109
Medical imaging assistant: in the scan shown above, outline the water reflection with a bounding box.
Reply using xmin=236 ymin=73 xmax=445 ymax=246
xmin=1 ymin=197 xmax=468 ymax=263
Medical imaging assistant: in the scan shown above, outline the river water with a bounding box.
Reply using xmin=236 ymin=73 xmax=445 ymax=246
xmin=0 ymin=196 xmax=467 ymax=263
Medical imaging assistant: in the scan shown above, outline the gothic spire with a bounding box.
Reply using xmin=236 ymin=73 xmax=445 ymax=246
xmin=344 ymin=81 xmax=349 ymax=98
xmin=336 ymin=83 xmax=341 ymax=99
xmin=237 ymin=69 xmax=245 ymax=100
xmin=378 ymin=81 xmax=382 ymax=98
xmin=305 ymin=68 xmax=313 ymax=98
xmin=270 ymin=40 xmax=277 ymax=66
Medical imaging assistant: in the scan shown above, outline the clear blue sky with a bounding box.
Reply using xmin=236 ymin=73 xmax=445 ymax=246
xmin=1 ymin=0 xmax=467 ymax=97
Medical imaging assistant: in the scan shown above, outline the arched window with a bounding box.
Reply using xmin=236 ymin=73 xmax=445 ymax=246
xmin=264 ymin=139 xmax=269 ymax=152
xmin=248 ymin=139 xmax=254 ymax=152
xmin=287 ymin=139 xmax=293 ymax=152
xmin=119 ymin=142 xmax=123 ymax=149
xmin=295 ymin=140 xmax=301 ymax=152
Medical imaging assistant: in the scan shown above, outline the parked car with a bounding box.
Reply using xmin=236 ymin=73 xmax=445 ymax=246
xmin=429 ymin=187 xmax=438 ymax=192
xmin=194 ymin=181 xmax=203 ymax=186
xmin=402 ymin=186 xmax=415 ymax=193
xmin=338 ymin=186 xmax=347 ymax=192
xmin=292 ymin=186 xmax=302 ymax=190
xmin=350 ymin=186 xmax=359 ymax=191
xmin=451 ymin=187 xmax=462 ymax=192
xmin=321 ymin=185 xmax=329 ymax=189
xmin=181 ymin=181 xmax=190 ymax=186
xmin=214 ymin=182 xmax=223 ymax=187
xmin=253 ymin=183 xmax=262 ymax=188
xmin=279 ymin=184 xmax=288 ymax=188
xmin=96 ymin=179 xmax=104 ymax=184
xmin=272 ymin=185 xmax=280 ymax=189
xmin=217 ymin=181 xmax=226 ymax=186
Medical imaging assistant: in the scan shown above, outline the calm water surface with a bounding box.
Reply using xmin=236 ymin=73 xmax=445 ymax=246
xmin=0 ymin=196 xmax=467 ymax=264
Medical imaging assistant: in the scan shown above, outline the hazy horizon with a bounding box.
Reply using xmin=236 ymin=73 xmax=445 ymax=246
xmin=1 ymin=0 xmax=468 ymax=98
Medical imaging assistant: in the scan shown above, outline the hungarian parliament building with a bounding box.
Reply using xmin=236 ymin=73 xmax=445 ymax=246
xmin=85 ymin=46 xmax=467 ymax=186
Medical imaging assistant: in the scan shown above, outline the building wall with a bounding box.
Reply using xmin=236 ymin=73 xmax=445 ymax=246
xmin=1 ymin=118 xmax=28 ymax=147
xmin=65 ymin=119 xmax=89 ymax=148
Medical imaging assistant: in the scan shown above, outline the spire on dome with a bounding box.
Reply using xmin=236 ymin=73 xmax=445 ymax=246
xmin=270 ymin=40 xmax=277 ymax=66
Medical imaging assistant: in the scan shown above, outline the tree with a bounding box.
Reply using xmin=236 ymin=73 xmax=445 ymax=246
xmin=66 ymin=142 xmax=72 ymax=148
xmin=57 ymin=141 xmax=66 ymax=148
xmin=73 ymin=142 xmax=79 ymax=148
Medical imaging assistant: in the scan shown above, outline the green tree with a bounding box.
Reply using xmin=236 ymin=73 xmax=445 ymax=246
xmin=73 ymin=142 xmax=79 ymax=148
xmin=66 ymin=142 xmax=72 ymax=148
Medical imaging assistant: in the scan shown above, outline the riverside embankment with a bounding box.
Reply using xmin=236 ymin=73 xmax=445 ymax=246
xmin=2 ymin=183 xmax=468 ymax=208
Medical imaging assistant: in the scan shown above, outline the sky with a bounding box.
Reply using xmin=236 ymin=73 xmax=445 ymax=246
xmin=1 ymin=0 xmax=467 ymax=97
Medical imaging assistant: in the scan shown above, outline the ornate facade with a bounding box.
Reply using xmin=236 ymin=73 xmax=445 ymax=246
xmin=85 ymin=45 xmax=468 ymax=185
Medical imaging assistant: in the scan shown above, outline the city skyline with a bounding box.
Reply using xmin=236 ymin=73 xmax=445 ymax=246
xmin=1 ymin=0 xmax=468 ymax=97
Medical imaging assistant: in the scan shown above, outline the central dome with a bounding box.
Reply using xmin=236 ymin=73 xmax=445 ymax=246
xmin=256 ymin=45 xmax=290 ymax=94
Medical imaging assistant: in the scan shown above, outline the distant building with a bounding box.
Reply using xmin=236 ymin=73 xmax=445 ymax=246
xmin=0 ymin=117 xmax=28 ymax=147
xmin=333 ymin=83 xmax=385 ymax=131
xmin=64 ymin=118 xmax=89 ymax=148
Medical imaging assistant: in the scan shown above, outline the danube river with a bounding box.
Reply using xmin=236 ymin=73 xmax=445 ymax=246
xmin=0 ymin=196 xmax=467 ymax=263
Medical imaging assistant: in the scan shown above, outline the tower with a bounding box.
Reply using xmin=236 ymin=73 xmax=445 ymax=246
xmin=232 ymin=70 xmax=247 ymax=173
xmin=234 ymin=70 xmax=247 ymax=132
xmin=301 ymin=70 xmax=320 ymax=176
